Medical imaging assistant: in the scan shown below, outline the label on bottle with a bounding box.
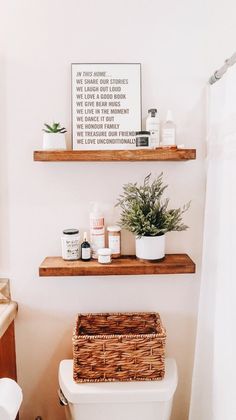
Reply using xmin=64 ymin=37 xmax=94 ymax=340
xmin=61 ymin=237 xmax=80 ymax=260
xmin=108 ymin=236 xmax=120 ymax=255
xmin=91 ymin=232 xmax=105 ymax=258
xmin=162 ymin=128 xmax=175 ymax=146
xmin=90 ymin=216 xmax=104 ymax=230
xmin=147 ymin=121 xmax=159 ymax=130
xmin=149 ymin=130 xmax=160 ymax=148
xmin=82 ymin=247 xmax=91 ymax=260
xmin=90 ymin=226 xmax=105 ymax=235
xmin=136 ymin=136 xmax=149 ymax=147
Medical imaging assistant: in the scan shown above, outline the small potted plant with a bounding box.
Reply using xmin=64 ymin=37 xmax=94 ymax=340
xmin=116 ymin=173 xmax=190 ymax=260
xmin=42 ymin=122 xmax=67 ymax=150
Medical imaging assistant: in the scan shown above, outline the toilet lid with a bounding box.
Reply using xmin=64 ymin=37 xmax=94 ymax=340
xmin=59 ymin=358 xmax=178 ymax=404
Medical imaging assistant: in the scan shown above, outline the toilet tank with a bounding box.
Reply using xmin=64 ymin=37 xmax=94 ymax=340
xmin=59 ymin=358 xmax=178 ymax=420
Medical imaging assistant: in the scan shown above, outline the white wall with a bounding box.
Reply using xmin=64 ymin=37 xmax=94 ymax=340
xmin=0 ymin=1 xmax=208 ymax=419
xmin=207 ymin=0 xmax=236 ymax=74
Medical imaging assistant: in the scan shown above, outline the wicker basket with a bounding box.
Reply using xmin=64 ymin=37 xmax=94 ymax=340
xmin=72 ymin=312 xmax=166 ymax=383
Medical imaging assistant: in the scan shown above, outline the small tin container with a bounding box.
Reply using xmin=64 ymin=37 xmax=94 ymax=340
xmin=97 ymin=248 xmax=112 ymax=264
xmin=135 ymin=131 xmax=150 ymax=148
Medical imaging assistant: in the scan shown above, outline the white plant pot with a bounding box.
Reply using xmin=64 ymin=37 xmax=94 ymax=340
xmin=43 ymin=133 xmax=67 ymax=150
xmin=135 ymin=235 xmax=165 ymax=260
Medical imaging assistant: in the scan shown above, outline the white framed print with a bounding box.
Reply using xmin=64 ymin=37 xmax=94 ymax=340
xmin=71 ymin=63 xmax=141 ymax=150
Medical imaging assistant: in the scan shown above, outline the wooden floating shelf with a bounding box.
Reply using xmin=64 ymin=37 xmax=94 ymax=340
xmin=34 ymin=149 xmax=196 ymax=162
xmin=39 ymin=254 xmax=195 ymax=277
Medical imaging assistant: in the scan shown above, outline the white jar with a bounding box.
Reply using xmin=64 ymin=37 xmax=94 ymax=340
xmin=61 ymin=229 xmax=80 ymax=261
xmin=97 ymin=248 xmax=112 ymax=264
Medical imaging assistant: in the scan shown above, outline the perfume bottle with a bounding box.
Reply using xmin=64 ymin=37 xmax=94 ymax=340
xmin=81 ymin=232 xmax=91 ymax=261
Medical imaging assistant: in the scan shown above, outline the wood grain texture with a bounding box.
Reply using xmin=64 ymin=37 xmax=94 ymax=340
xmin=39 ymin=254 xmax=196 ymax=277
xmin=0 ymin=321 xmax=17 ymax=380
xmin=34 ymin=148 xmax=196 ymax=162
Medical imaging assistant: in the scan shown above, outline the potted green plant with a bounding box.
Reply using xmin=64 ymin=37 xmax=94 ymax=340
xmin=42 ymin=122 xmax=67 ymax=150
xmin=116 ymin=173 xmax=190 ymax=260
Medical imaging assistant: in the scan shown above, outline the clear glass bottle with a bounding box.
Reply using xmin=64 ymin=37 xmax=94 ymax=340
xmin=161 ymin=110 xmax=176 ymax=147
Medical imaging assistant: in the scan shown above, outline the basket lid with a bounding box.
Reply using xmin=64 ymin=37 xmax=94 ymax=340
xmin=59 ymin=359 xmax=177 ymax=404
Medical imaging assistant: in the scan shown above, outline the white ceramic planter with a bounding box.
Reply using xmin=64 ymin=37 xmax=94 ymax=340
xmin=135 ymin=235 xmax=165 ymax=260
xmin=43 ymin=133 xmax=67 ymax=150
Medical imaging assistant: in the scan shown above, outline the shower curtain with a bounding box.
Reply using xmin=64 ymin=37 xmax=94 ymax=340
xmin=189 ymin=69 xmax=236 ymax=420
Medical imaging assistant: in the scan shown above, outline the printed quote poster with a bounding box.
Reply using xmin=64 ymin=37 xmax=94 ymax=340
xmin=72 ymin=63 xmax=141 ymax=150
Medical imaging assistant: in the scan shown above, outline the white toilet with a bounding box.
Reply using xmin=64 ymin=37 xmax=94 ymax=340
xmin=59 ymin=358 xmax=178 ymax=420
xmin=0 ymin=378 xmax=23 ymax=420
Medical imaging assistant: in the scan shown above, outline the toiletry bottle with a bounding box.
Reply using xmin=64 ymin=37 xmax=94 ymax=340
xmin=61 ymin=229 xmax=80 ymax=261
xmin=161 ymin=110 xmax=176 ymax=147
xmin=81 ymin=232 xmax=91 ymax=261
xmin=107 ymin=226 xmax=121 ymax=258
xmin=146 ymin=108 xmax=160 ymax=148
xmin=90 ymin=203 xmax=105 ymax=259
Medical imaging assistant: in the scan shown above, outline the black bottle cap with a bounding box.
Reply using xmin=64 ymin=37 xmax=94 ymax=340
xmin=63 ymin=229 xmax=79 ymax=235
xmin=135 ymin=130 xmax=151 ymax=135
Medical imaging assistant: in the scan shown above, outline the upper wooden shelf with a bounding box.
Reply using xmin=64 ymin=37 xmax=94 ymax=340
xmin=33 ymin=149 xmax=196 ymax=162
xmin=39 ymin=254 xmax=195 ymax=277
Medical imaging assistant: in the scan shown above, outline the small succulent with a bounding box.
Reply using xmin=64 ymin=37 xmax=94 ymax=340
xmin=43 ymin=122 xmax=67 ymax=133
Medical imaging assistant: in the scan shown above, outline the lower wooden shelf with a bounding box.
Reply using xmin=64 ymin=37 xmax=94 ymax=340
xmin=39 ymin=254 xmax=195 ymax=277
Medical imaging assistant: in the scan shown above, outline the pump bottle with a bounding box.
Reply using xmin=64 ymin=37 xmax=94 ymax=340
xmin=146 ymin=108 xmax=160 ymax=148
xmin=89 ymin=203 xmax=105 ymax=259
xmin=161 ymin=110 xmax=176 ymax=147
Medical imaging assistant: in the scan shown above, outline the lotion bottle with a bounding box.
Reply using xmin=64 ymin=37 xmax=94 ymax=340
xmin=90 ymin=203 xmax=105 ymax=259
xmin=146 ymin=108 xmax=160 ymax=148
xmin=161 ymin=110 xmax=176 ymax=147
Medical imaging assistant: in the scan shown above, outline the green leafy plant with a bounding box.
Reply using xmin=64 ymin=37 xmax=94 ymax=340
xmin=43 ymin=122 xmax=67 ymax=133
xmin=116 ymin=173 xmax=190 ymax=238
